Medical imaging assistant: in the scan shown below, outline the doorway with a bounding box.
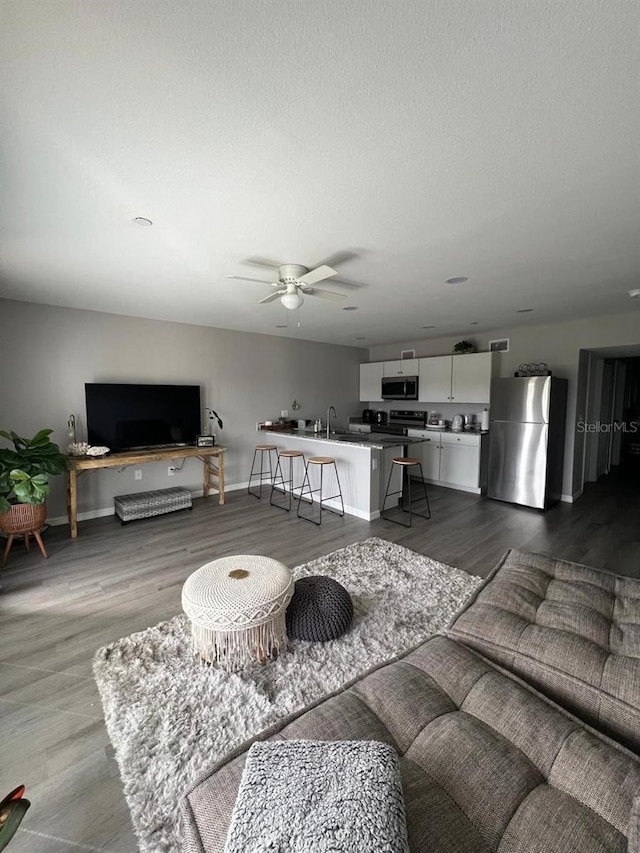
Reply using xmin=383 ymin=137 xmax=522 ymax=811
xmin=574 ymin=345 xmax=640 ymax=494
xmin=581 ymin=352 xmax=640 ymax=489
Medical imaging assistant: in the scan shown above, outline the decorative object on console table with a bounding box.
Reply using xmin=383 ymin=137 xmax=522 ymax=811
xmin=0 ymin=428 xmax=68 ymax=567
xmin=67 ymin=413 xmax=77 ymax=445
xmin=196 ymin=435 xmax=215 ymax=447
xmin=205 ymin=408 xmax=223 ymax=435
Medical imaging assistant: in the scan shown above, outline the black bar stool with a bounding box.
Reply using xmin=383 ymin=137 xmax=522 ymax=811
xmin=247 ymin=444 xmax=278 ymax=499
xmin=270 ymin=450 xmax=306 ymax=512
xmin=381 ymin=457 xmax=431 ymax=527
xmin=297 ymin=457 xmax=345 ymax=526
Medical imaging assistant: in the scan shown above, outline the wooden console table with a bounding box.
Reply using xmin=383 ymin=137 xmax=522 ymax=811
xmin=66 ymin=445 xmax=227 ymax=539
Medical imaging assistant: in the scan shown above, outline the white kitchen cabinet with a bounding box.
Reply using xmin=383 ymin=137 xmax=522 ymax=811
xmin=418 ymin=356 xmax=453 ymax=403
xmin=417 ymin=352 xmax=493 ymax=404
xmin=439 ymin=433 xmax=481 ymax=489
xmin=416 ymin=436 xmax=441 ymax=481
xmin=451 ymin=353 xmax=493 ymax=404
xmin=380 ymin=447 xmax=403 ymax=511
xmin=383 ymin=359 xmax=419 ymax=377
xmin=407 ymin=429 xmax=482 ymax=493
xmin=359 ymin=362 xmax=384 ymax=402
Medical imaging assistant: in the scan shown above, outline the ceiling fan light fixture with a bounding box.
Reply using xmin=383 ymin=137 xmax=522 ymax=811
xmin=281 ymin=291 xmax=304 ymax=310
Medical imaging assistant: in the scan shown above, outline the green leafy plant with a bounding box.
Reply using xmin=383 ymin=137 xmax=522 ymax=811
xmin=453 ymin=340 xmax=475 ymax=354
xmin=0 ymin=429 xmax=68 ymax=512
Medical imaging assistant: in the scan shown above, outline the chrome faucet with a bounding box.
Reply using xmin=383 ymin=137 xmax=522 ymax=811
xmin=326 ymin=406 xmax=337 ymax=438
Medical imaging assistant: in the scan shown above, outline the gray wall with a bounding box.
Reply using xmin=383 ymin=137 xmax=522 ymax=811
xmin=369 ymin=312 xmax=640 ymax=500
xmin=0 ymin=299 xmax=366 ymax=521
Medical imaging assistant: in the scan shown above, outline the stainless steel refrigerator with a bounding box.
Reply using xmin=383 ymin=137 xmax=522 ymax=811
xmin=488 ymin=376 xmax=567 ymax=509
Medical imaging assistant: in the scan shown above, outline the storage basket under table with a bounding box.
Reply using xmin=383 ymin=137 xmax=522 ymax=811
xmin=181 ymin=555 xmax=294 ymax=670
xmin=114 ymin=487 xmax=192 ymax=523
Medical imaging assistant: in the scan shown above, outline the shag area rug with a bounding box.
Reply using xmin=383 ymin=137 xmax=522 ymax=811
xmin=93 ymin=536 xmax=481 ymax=853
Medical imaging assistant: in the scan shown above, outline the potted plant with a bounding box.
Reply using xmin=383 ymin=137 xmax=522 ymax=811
xmin=0 ymin=429 xmax=68 ymax=538
xmin=453 ymin=340 xmax=476 ymax=354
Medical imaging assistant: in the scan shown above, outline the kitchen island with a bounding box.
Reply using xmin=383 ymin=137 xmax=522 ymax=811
xmin=261 ymin=429 xmax=424 ymax=520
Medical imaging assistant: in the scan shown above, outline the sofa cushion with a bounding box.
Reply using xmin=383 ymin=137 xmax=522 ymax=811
xmin=181 ymin=636 xmax=640 ymax=853
xmin=447 ymin=549 xmax=640 ymax=753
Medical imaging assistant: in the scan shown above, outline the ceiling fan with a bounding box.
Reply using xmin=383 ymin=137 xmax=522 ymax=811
xmin=227 ymin=263 xmax=348 ymax=310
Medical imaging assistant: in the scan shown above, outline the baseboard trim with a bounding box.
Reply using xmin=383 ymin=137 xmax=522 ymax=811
xmin=48 ymin=480 xmax=379 ymax=527
xmin=421 ymin=478 xmax=481 ymax=495
xmin=47 ymin=480 xmax=252 ymax=527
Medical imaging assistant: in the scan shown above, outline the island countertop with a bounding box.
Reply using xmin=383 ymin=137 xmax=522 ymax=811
xmin=261 ymin=429 xmax=425 ymax=450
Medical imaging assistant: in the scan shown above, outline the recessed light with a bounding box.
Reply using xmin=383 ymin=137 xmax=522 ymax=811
xmin=469 ymin=322 xmax=479 ymax=326
xmin=132 ymin=216 xmax=153 ymax=226
xmin=629 ymin=289 xmax=640 ymax=299
xmin=445 ymin=276 xmax=468 ymax=284
xmin=422 ymin=325 xmax=436 ymax=329
xmin=342 ymin=306 xmax=358 ymax=311
xmin=516 ymin=308 xmax=534 ymax=313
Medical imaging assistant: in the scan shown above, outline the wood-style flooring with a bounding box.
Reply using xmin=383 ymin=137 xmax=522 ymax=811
xmin=1 ymin=475 xmax=639 ymax=852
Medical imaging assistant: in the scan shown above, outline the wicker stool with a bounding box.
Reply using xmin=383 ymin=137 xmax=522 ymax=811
xmin=296 ymin=457 xmax=345 ymax=526
xmin=286 ymin=575 xmax=353 ymax=641
xmin=381 ymin=457 xmax=431 ymax=527
xmin=248 ymin=445 xmax=278 ymax=499
xmin=270 ymin=450 xmax=306 ymax=512
xmin=181 ymin=555 xmax=294 ymax=671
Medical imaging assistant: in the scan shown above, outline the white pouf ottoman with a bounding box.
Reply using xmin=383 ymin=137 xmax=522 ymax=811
xmin=181 ymin=555 xmax=294 ymax=671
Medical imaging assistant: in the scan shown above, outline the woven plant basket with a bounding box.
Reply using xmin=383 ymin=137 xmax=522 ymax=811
xmin=0 ymin=502 xmax=47 ymax=535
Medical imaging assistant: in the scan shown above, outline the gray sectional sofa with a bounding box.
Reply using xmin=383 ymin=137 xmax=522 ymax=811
xmin=181 ymin=550 xmax=640 ymax=852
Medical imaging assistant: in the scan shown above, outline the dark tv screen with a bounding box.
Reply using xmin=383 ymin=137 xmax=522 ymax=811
xmin=85 ymin=383 xmax=201 ymax=451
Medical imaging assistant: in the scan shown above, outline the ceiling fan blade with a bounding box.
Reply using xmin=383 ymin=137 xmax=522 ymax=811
xmin=306 ymin=288 xmax=348 ymax=302
xmin=227 ymin=274 xmax=274 ymax=284
xmin=313 ymin=250 xmax=359 ymax=269
xmin=258 ymin=290 xmax=285 ymax=304
xmin=244 ymin=256 xmax=284 ymax=270
xmin=330 ymin=276 xmax=365 ymax=290
xmin=297 ymin=265 xmax=337 ymax=286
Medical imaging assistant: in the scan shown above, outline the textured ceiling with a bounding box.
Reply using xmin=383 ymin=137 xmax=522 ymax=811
xmin=1 ymin=0 xmax=639 ymax=346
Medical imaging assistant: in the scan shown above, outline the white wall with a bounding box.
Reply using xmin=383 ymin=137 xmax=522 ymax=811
xmin=369 ymin=312 xmax=640 ymax=500
xmin=0 ymin=299 xmax=366 ymax=521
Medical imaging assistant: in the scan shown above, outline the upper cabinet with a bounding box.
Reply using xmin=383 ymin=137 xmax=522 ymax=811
xmin=451 ymin=352 xmax=493 ymax=403
xmin=418 ymin=356 xmax=452 ymax=403
xmin=359 ymin=362 xmax=384 ymax=402
xmin=418 ymin=352 xmax=493 ymax=404
xmin=360 ymin=352 xmax=494 ymax=404
xmin=383 ymin=359 xmax=419 ymax=377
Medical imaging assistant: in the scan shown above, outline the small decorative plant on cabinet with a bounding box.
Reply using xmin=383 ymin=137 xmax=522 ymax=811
xmin=0 ymin=429 xmax=68 ymax=568
xmin=453 ymin=340 xmax=476 ymax=354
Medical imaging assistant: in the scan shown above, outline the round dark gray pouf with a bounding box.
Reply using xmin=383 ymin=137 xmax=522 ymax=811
xmin=286 ymin=575 xmax=353 ymax=642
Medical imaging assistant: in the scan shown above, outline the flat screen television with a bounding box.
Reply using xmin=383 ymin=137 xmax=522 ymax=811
xmin=85 ymin=383 xmax=201 ymax=451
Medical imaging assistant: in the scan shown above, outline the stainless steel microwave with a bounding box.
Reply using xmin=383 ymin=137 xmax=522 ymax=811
xmin=381 ymin=376 xmax=419 ymax=400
